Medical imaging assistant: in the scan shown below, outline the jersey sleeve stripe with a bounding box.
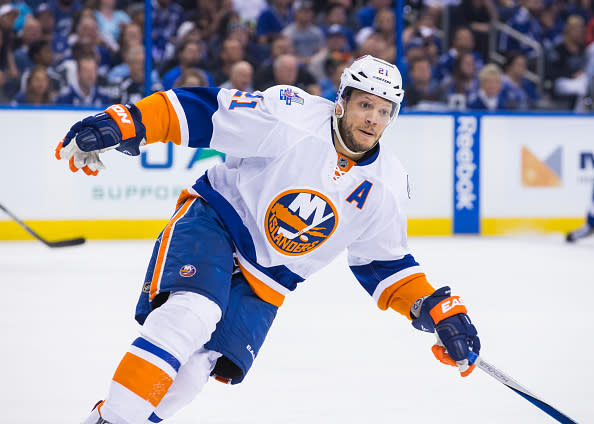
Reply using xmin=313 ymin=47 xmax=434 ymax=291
xmin=372 ymin=265 xmax=424 ymax=303
xmin=165 ymin=90 xmax=189 ymax=147
xmin=135 ymin=91 xmax=181 ymax=145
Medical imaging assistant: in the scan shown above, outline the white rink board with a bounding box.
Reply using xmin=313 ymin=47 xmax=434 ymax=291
xmin=1 ymin=109 xmax=593 ymax=223
xmin=0 ymin=109 xmax=453 ymax=221
xmin=384 ymin=114 xmax=453 ymax=217
xmin=481 ymin=115 xmax=594 ymax=217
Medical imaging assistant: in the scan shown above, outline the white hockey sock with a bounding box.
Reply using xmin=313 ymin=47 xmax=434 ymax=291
xmin=99 ymin=292 xmax=222 ymax=424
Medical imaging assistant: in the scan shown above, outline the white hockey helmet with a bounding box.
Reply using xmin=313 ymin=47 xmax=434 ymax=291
xmin=336 ymin=55 xmax=405 ymax=122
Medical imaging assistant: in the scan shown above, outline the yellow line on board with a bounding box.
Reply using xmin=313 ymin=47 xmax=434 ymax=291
xmin=0 ymin=220 xmax=167 ymax=241
xmin=481 ymin=217 xmax=584 ymax=235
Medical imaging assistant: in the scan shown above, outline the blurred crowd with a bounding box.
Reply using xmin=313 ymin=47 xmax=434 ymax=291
xmin=0 ymin=0 xmax=593 ymax=111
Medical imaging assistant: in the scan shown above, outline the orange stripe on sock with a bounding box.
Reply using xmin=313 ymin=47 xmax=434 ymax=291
xmin=149 ymin=197 xmax=196 ymax=300
xmin=112 ymin=352 xmax=173 ymax=407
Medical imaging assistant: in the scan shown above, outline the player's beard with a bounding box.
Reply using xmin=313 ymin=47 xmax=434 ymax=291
xmin=337 ymin=114 xmax=379 ymax=154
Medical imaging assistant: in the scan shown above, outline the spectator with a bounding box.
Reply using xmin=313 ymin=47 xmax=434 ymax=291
xmin=468 ymin=63 xmax=507 ymax=110
xmin=547 ymin=14 xmax=589 ymax=110
xmin=256 ymin=0 xmax=293 ymax=44
xmin=161 ymin=40 xmax=214 ymax=90
xmin=159 ymin=21 xmax=204 ymax=75
xmin=452 ymin=0 xmax=499 ymax=60
xmin=308 ymin=24 xmax=352 ymax=81
xmin=66 ymin=15 xmax=113 ymax=77
xmin=256 ymin=52 xmax=317 ymax=94
xmin=12 ymin=64 xmax=52 ymax=105
xmin=210 ymin=37 xmax=245 ymax=86
xmin=34 ymin=3 xmax=55 ymax=42
xmin=55 ymin=54 xmax=111 ymax=105
xmin=501 ymin=51 xmax=539 ymax=109
xmin=356 ymin=0 xmax=392 ymax=29
xmin=282 ymin=0 xmax=325 ymax=63
xmin=254 ymin=46 xmax=316 ymax=91
xmin=233 ymin=0 xmax=268 ymax=25
xmin=192 ymin=0 xmax=235 ymax=44
xmin=437 ymin=26 xmax=483 ymax=80
xmin=404 ymin=55 xmax=446 ymax=108
xmin=402 ymin=9 xmax=442 ymax=66
xmin=319 ymin=58 xmax=348 ymax=100
xmin=94 ymin=0 xmax=130 ymax=44
xmin=12 ymin=1 xmax=33 ymax=33
xmin=356 ymin=32 xmax=392 ymax=62
xmin=322 ymin=2 xmax=356 ymax=51
xmin=20 ymin=39 xmax=61 ymax=97
xmin=441 ymin=50 xmax=479 ymax=109
xmin=127 ymin=2 xmax=144 ymax=30
xmin=0 ymin=6 xmax=20 ymax=101
xmin=219 ymin=60 xmax=254 ymax=91
xmin=14 ymin=16 xmax=43 ymax=74
xmin=365 ymin=8 xmax=397 ymax=63
xmin=539 ymin=3 xmax=564 ymax=52
xmin=48 ymin=0 xmax=82 ymax=58
xmin=173 ymin=67 xmax=207 ymax=88
xmin=108 ymin=22 xmax=142 ymax=74
xmin=498 ymin=0 xmax=544 ymax=57
xmin=114 ymin=45 xmax=162 ymax=104
xmin=152 ymin=0 xmax=184 ymax=66
xmin=256 ymin=33 xmax=293 ymax=71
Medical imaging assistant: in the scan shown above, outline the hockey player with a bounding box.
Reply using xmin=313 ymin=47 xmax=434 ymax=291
xmin=566 ymin=185 xmax=594 ymax=242
xmin=55 ymin=55 xmax=481 ymax=424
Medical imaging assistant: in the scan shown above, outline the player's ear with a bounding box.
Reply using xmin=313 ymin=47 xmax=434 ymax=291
xmin=335 ymin=102 xmax=345 ymax=118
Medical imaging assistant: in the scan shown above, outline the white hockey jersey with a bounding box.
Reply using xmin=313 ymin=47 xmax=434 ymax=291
xmin=136 ymin=85 xmax=429 ymax=310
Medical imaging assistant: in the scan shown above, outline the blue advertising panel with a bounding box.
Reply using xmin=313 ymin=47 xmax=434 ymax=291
xmin=453 ymin=114 xmax=481 ymax=234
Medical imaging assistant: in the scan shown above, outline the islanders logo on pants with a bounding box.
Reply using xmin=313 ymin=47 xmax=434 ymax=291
xmin=264 ymin=189 xmax=338 ymax=256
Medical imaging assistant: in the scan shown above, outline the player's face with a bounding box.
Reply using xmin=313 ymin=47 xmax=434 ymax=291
xmin=338 ymin=89 xmax=393 ymax=155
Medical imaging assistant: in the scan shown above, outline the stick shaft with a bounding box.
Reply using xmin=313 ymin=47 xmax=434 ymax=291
xmin=471 ymin=354 xmax=577 ymax=424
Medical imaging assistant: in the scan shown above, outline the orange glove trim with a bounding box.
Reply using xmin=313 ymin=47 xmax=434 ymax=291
xmin=431 ymin=344 xmax=457 ymax=367
xmin=55 ymin=140 xmax=64 ymax=160
xmin=429 ymin=296 xmax=467 ymax=324
xmin=105 ymin=104 xmax=136 ymax=140
xmin=68 ymin=157 xmax=78 ymax=173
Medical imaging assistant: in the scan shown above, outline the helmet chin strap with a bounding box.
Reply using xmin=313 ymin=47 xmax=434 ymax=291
xmin=332 ymin=103 xmax=379 ymax=157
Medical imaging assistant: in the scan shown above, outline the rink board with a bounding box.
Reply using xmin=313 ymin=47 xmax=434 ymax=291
xmin=0 ymin=107 xmax=592 ymax=239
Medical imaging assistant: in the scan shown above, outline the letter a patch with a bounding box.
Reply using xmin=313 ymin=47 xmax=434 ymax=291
xmin=346 ymin=180 xmax=373 ymax=209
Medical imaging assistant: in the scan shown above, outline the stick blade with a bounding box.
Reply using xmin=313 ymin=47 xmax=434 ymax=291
xmin=44 ymin=237 xmax=86 ymax=248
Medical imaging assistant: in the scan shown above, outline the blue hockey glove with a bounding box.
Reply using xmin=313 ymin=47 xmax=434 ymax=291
xmin=411 ymin=286 xmax=480 ymax=377
xmin=55 ymin=104 xmax=146 ymax=175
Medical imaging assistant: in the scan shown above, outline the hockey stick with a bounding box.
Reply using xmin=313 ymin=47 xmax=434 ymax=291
xmin=467 ymin=352 xmax=577 ymax=423
xmin=0 ymin=203 xmax=85 ymax=247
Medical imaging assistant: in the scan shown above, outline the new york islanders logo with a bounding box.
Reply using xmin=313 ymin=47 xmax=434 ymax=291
xmin=179 ymin=264 xmax=197 ymax=277
xmin=265 ymin=189 xmax=338 ymax=256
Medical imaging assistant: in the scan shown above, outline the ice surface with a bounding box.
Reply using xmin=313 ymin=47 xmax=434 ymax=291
xmin=0 ymin=235 xmax=592 ymax=423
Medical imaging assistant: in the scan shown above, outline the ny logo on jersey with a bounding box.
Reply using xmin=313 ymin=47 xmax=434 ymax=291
xmin=265 ymin=189 xmax=338 ymax=256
